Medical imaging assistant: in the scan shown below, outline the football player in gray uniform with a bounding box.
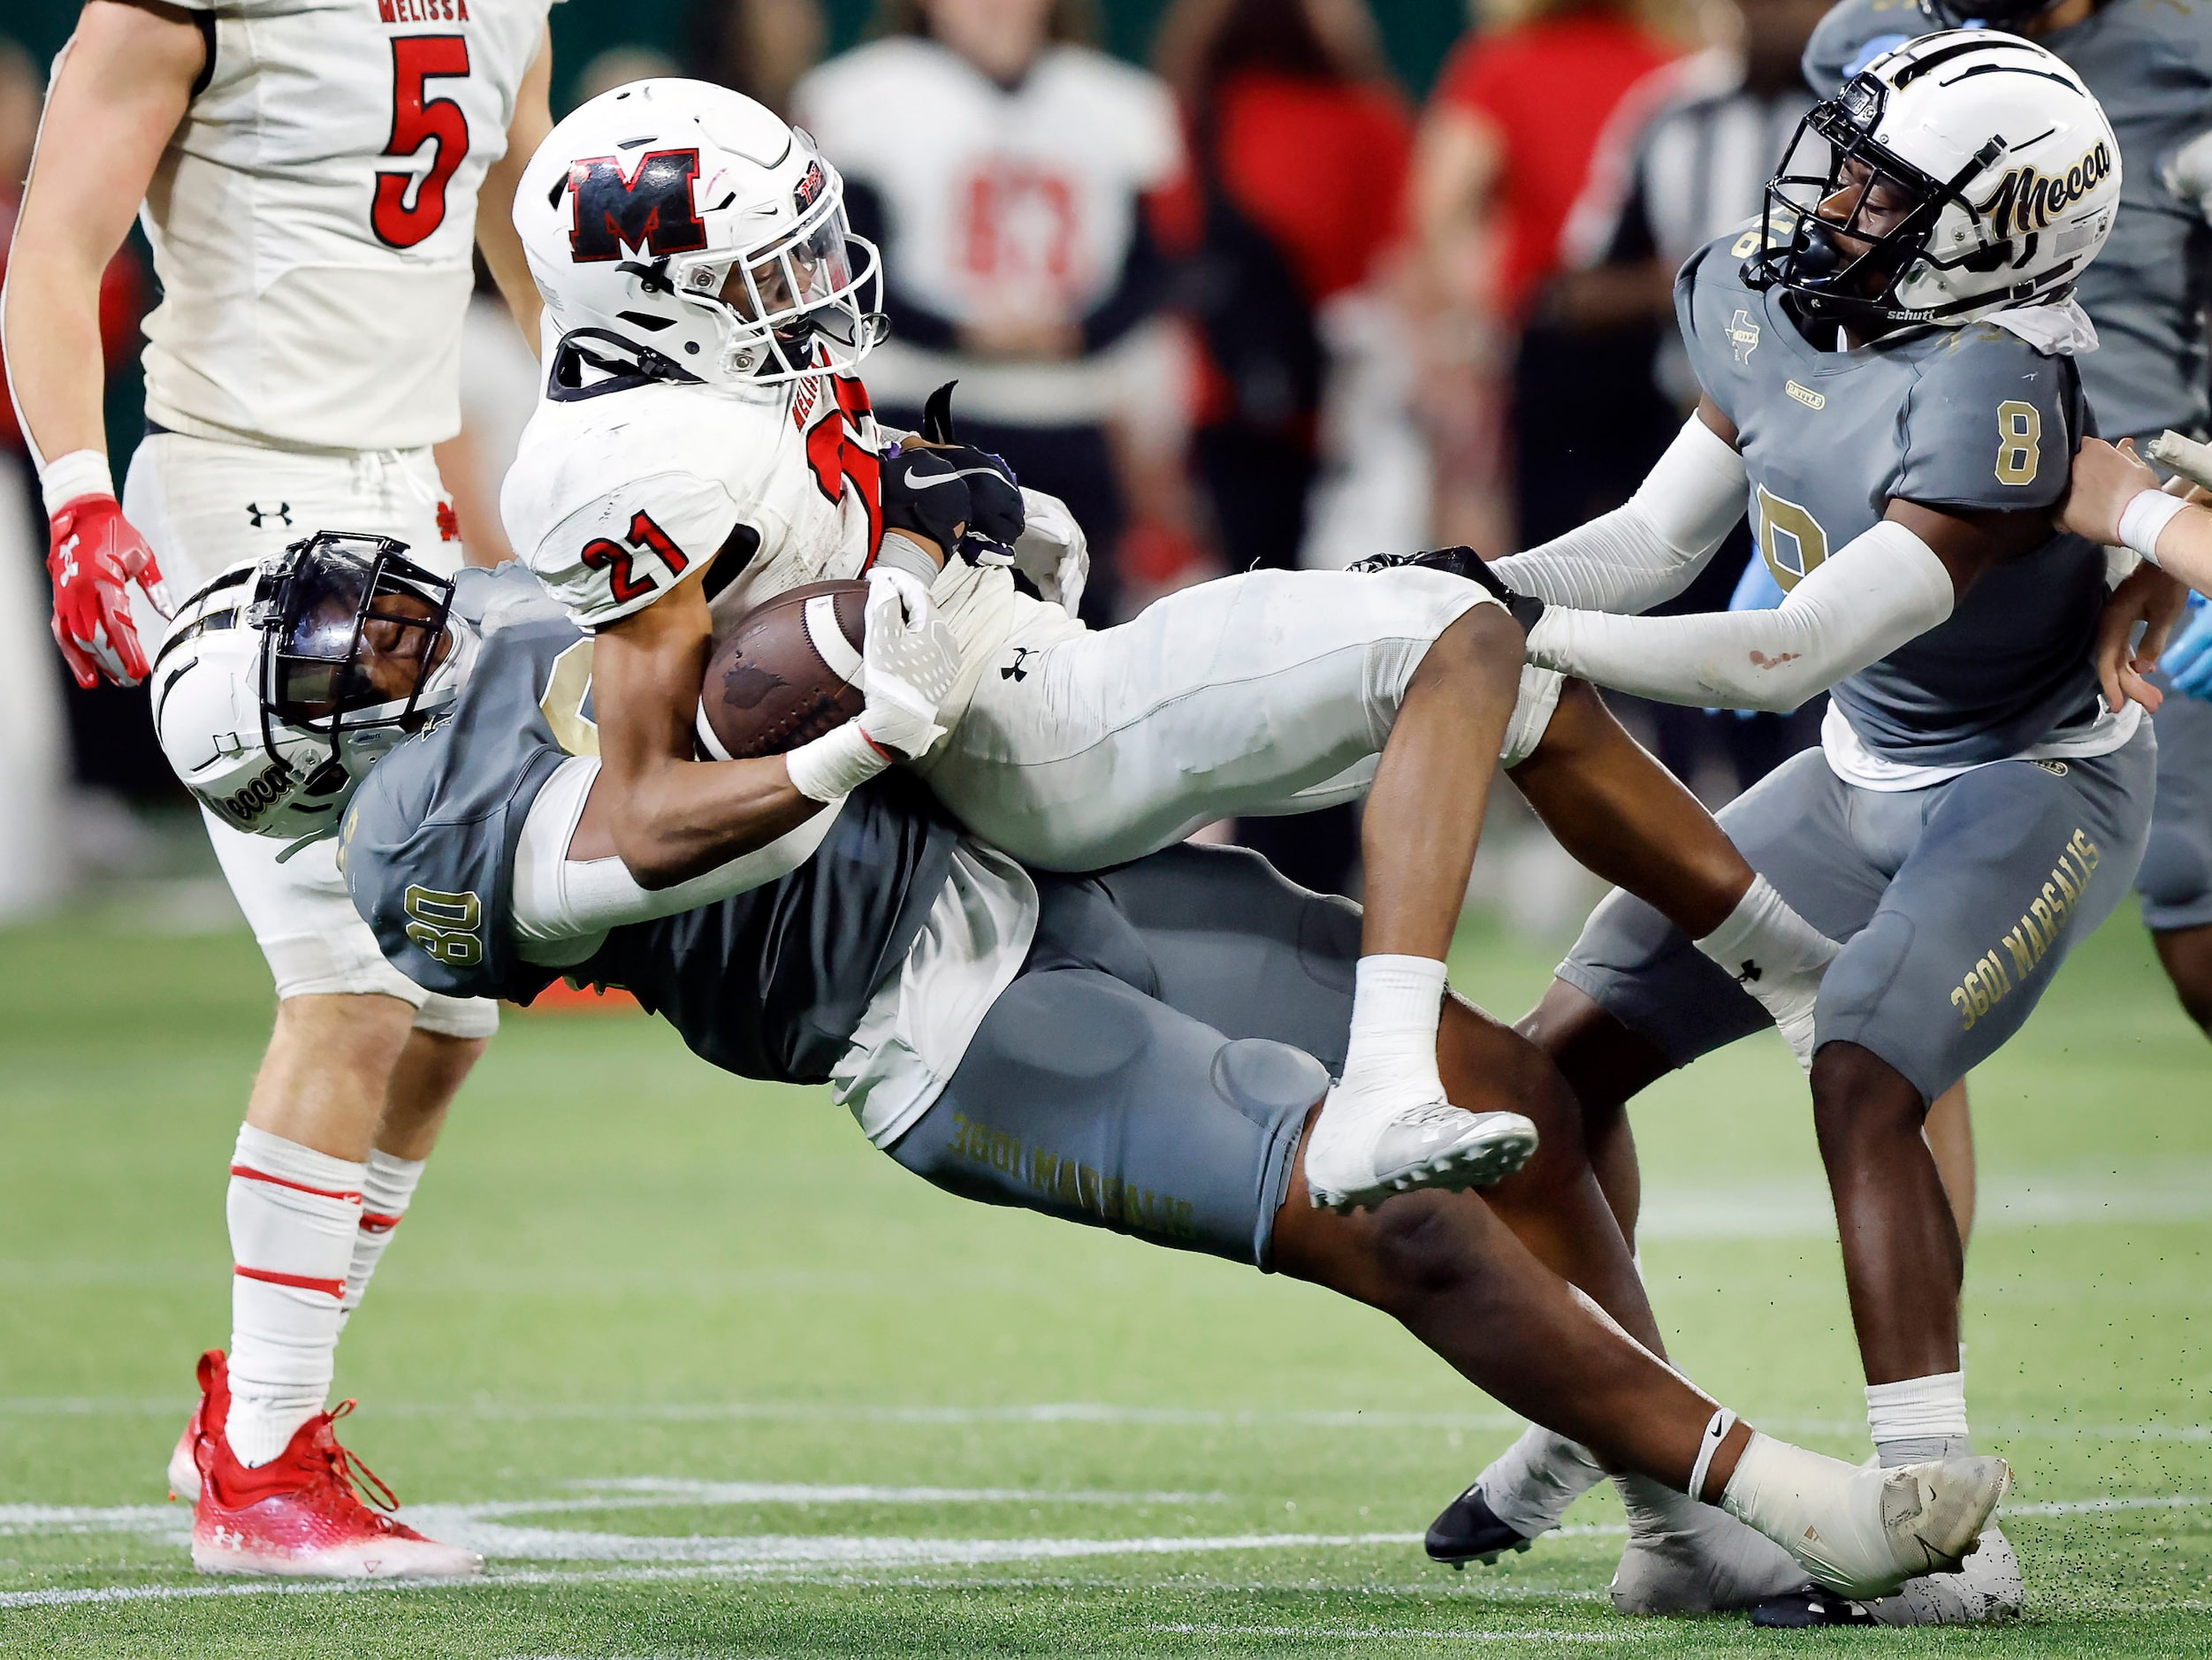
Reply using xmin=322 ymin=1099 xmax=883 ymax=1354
xmin=1423 ymin=32 xmax=2155 ymax=1624
xmin=155 ymin=529 xmax=2017 ymax=1613
xmin=1804 ymin=0 xmax=2212 ymax=1039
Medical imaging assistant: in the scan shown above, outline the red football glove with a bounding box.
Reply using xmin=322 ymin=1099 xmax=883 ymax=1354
xmin=47 ymin=493 xmax=169 ymax=688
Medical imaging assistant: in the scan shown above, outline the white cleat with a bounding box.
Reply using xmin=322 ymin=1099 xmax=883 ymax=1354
xmin=1608 ymin=1474 xmax=1810 ymax=1615
xmin=1753 ymin=1523 xmax=2025 ymax=1626
xmin=1781 ymin=1457 xmax=2011 ymax=1600
xmin=1303 ymin=1090 xmax=1538 ymax=1213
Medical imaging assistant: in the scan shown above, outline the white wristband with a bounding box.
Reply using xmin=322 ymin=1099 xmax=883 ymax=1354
xmin=40 ymin=449 xmax=114 ymax=515
xmin=873 ymin=531 xmax=941 ymax=584
xmin=782 ymin=720 xmax=889 ymax=803
xmin=2118 ymin=488 xmax=2188 ymax=565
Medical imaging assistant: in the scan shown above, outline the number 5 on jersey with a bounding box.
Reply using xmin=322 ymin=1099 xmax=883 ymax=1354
xmin=374 ymin=35 xmax=471 ymax=248
xmin=580 ymin=511 xmax=690 ymax=605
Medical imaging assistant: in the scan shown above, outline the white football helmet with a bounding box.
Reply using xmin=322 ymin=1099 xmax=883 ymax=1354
xmin=152 ymin=534 xmax=471 ymax=841
xmin=1749 ymin=30 xmax=2119 ymax=328
xmin=515 ymin=78 xmax=884 ymax=388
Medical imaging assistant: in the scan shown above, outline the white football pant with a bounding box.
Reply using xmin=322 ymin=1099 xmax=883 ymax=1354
xmin=921 ymin=567 xmax=1560 ymax=872
xmin=124 ymin=430 xmax=496 ymax=1036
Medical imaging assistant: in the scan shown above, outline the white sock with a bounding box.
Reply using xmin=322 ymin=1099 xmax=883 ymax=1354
xmin=1691 ymin=876 xmax=1837 ymax=986
xmin=226 ymin=1124 xmax=363 ymax=1467
xmin=1866 ymin=1370 xmax=1969 ymax=1467
xmin=1719 ymin=1429 xmax=1856 ymax=1545
xmin=339 ymin=1149 xmax=428 ymax=1327
xmin=1329 ymin=956 xmax=1449 ymax=1114
xmin=1481 ymin=1424 xmax=1606 ymax=1536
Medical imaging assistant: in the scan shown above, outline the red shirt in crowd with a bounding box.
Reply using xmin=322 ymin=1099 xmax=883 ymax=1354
xmin=1430 ymin=12 xmax=1678 ymax=323
xmin=1163 ymin=71 xmax=1415 ymax=430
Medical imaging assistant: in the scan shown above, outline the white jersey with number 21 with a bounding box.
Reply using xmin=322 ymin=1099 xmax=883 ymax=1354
xmin=138 ymin=0 xmax=549 ymax=453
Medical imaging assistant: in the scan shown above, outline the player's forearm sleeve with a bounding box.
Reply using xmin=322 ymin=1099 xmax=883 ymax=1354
xmin=1523 ymin=520 xmax=1954 ymax=712
xmin=1489 ymin=416 xmax=1747 ymax=613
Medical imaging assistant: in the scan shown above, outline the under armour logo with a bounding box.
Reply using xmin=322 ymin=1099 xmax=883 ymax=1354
xmin=1735 ymin=959 xmax=1763 ymax=986
xmin=1001 ymin=647 xmax=1035 ymax=682
xmin=56 ymin=535 xmax=80 ymax=585
xmin=247 ymin=502 xmax=293 ymax=529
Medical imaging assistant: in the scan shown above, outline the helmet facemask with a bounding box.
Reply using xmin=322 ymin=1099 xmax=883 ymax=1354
xmin=256 ymin=532 xmax=464 ymax=785
xmin=666 ymin=161 xmax=886 ymax=383
xmin=1747 ymin=74 xmax=2011 ymax=331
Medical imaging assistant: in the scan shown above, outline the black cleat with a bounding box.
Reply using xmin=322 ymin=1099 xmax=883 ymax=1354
xmin=1751 ymin=1587 xmax=1880 ymax=1627
xmin=1424 ymin=1483 xmax=1535 ymax=1568
xmin=1348 ymin=547 xmax=1545 ymax=634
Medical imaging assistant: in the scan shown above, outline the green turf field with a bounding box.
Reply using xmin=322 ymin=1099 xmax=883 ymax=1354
xmin=3 ymin=895 xmax=2209 ymax=1657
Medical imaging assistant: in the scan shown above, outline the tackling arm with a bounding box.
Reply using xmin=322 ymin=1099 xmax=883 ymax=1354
xmin=476 ymin=27 xmax=553 ymax=356
xmin=1487 ymin=402 xmax=1747 ymax=613
xmin=1524 ymin=499 xmax=2041 ymax=712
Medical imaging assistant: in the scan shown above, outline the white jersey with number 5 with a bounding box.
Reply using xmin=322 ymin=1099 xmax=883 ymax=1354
xmin=139 ymin=0 xmax=549 ymax=453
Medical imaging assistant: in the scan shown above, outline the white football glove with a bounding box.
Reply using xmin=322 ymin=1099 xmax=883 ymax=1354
xmin=857 ymin=566 xmax=961 ymax=761
xmin=1012 ymin=486 xmax=1089 ymax=619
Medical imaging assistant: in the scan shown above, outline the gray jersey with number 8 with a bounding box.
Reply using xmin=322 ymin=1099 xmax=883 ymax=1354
xmin=1677 ymin=236 xmax=2107 ymax=767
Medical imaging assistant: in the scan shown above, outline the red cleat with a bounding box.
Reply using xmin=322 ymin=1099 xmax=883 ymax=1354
xmin=187 ymin=1351 xmax=482 ymax=1579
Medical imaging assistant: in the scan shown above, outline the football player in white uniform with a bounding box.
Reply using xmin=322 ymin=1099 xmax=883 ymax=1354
xmin=1 ymin=0 xmax=552 ymax=1577
xmin=501 ymin=80 xmax=1842 ymax=1216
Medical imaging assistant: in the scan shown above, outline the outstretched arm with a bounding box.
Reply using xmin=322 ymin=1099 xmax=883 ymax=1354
xmin=1487 ymin=400 xmax=1746 ymax=614
xmin=1522 ymin=499 xmax=2046 ymax=712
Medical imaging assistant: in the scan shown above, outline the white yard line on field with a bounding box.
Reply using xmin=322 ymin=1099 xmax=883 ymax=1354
xmin=1148 ymin=1626 xmax=1632 ymax=1644
xmin=0 ymin=1533 xmax=1429 ymax=1611
xmin=0 ymin=1481 xmax=1221 ymax=1541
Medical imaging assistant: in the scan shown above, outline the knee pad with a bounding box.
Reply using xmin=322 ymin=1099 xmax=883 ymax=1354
xmin=1210 ymin=1038 xmax=1329 ymax=1131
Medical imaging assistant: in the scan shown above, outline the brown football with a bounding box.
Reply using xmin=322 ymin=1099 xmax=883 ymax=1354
xmin=696 ymin=580 xmax=868 ymax=760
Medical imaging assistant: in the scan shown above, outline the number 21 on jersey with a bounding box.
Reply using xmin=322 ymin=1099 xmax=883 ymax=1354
xmin=374 ymin=34 xmax=471 ymax=248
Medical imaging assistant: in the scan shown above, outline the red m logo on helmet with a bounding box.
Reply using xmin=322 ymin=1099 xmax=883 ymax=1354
xmin=567 ymin=149 xmax=708 ymax=262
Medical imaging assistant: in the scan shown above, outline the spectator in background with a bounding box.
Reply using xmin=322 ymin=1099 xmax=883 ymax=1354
xmin=0 ymin=35 xmax=153 ymax=903
xmin=1545 ymin=0 xmax=1830 ymax=803
xmin=1411 ymin=0 xmax=1691 ymax=552
xmin=1154 ymin=0 xmax=1412 ymax=895
xmin=1156 ymin=0 xmax=1408 ymax=579
xmin=686 ymin=0 xmax=826 ymax=116
xmin=795 ymin=0 xmax=1191 ymax=625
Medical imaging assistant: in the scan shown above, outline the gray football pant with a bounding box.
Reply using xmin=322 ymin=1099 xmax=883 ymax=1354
xmin=889 ymin=842 xmax=1361 ymax=1269
xmin=1561 ymin=729 xmax=2156 ymax=1100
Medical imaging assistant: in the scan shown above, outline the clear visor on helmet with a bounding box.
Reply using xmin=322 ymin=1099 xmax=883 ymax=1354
xmin=669 ymin=182 xmax=885 ymax=381
xmin=261 ymin=533 xmax=454 ymax=745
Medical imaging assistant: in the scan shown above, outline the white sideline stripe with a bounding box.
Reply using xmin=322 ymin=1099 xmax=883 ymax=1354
xmin=1149 ymin=1626 xmax=1629 ymax=1644
xmin=0 ymin=1534 xmax=1426 ymax=1611
xmin=2003 ymin=1494 xmax=2212 ymax=1518
xmin=0 ymin=1481 xmax=1220 ymax=1540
